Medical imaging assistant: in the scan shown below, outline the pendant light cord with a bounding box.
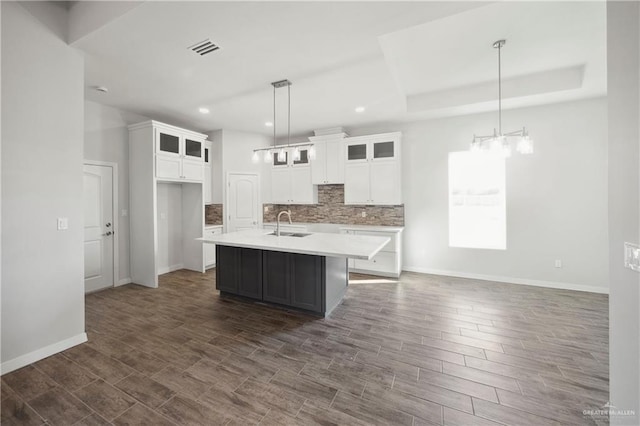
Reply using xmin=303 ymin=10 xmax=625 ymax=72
xmin=287 ymin=83 xmax=291 ymax=146
xmin=497 ymin=42 xmax=502 ymax=135
xmin=273 ymin=84 xmax=276 ymax=149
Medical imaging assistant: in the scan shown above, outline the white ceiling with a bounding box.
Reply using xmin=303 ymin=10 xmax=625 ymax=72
xmin=74 ymin=1 xmax=606 ymax=136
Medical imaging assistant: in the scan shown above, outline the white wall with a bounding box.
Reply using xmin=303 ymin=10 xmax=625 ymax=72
xmin=84 ymin=101 xmax=149 ymax=284
xmin=208 ymin=129 xmax=272 ymax=227
xmin=607 ymin=2 xmax=640 ymax=423
xmin=156 ymin=183 xmax=183 ymax=274
xmin=349 ymin=97 xmax=609 ymax=293
xmin=1 ymin=2 xmax=86 ymax=373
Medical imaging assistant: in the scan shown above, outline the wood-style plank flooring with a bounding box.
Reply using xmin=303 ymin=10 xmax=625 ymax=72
xmin=2 ymin=270 xmax=609 ymax=425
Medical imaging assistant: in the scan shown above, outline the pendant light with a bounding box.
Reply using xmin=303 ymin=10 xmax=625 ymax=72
xmin=252 ymin=79 xmax=315 ymax=163
xmin=470 ymin=40 xmax=533 ymax=156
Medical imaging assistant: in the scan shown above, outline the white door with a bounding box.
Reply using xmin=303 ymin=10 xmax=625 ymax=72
xmin=83 ymin=164 xmax=114 ymax=293
xmin=227 ymin=173 xmax=259 ymax=232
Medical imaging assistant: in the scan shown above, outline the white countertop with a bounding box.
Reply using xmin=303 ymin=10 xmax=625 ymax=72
xmin=198 ymin=229 xmax=390 ymax=260
xmin=262 ymin=222 xmax=404 ymax=233
xmin=204 ymin=224 xmax=223 ymax=229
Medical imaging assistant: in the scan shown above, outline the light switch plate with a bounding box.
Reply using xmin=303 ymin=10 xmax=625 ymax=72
xmin=624 ymin=242 xmax=640 ymax=272
xmin=57 ymin=217 xmax=68 ymax=230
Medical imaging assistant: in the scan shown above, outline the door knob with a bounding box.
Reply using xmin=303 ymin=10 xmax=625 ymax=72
xmin=106 ymin=222 xmax=111 ymax=227
xmin=103 ymin=231 xmax=112 ymax=236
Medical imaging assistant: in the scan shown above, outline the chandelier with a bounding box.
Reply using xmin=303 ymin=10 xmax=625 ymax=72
xmin=252 ymin=79 xmax=314 ymax=163
xmin=470 ymin=40 xmax=533 ymax=157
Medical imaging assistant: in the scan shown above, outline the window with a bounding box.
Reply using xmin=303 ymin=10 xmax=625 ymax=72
xmin=448 ymin=151 xmax=506 ymax=250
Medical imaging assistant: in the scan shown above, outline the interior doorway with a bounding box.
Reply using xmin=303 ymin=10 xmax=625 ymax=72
xmin=226 ymin=172 xmax=260 ymax=232
xmin=83 ymin=162 xmax=118 ymax=293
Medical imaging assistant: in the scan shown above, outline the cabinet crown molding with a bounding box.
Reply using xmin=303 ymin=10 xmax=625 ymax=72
xmin=128 ymin=120 xmax=208 ymax=140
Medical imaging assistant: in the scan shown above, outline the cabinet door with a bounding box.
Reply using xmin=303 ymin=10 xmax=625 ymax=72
xmin=290 ymin=167 xmax=314 ymax=204
xmin=344 ymin=162 xmax=370 ymax=204
xmin=325 ymin=139 xmax=345 ymax=184
xmin=311 ymin=141 xmax=327 ymax=184
xmin=272 ymin=150 xmax=289 ymax=167
xmin=290 ymin=254 xmax=323 ymax=313
xmin=370 ymin=161 xmax=400 ymax=205
xmin=371 ymin=140 xmax=396 ymax=161
xmin=216 ymin=245 xmax=238 ymax=293
xmin=346 ymin=141 xmax=368 ymax=163
xmin=238 ymin=248 xmax=262 ymax=299
xmin=182 ymin=159 xmax=204 ymax=181
xmin=271 ymin=168 xmax=291 ymax=203
xmin=204 ymin=242 xmax=216 ymax=268
xmin=184 ymin=138 xmax=203 ymax=161
xmin=156 ymin=129 xmax=182 ymax=157
xmin=156 ymin=156 xmax=181 ymax=180
xmin=204 ymin=164 xmax=213 ymax=204
xmin=263 ymin=251 xmax=290 ymax=305
xmin=291 ymin=148 xmax=310 ymax=167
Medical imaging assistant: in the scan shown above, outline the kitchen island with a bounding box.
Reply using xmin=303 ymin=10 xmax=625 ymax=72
xmin=199 ymin=229 xmax=390 ymax=315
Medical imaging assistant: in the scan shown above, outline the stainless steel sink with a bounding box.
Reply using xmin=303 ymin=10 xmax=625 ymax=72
xmin=268 ymin=232 xmax=311 ymax=237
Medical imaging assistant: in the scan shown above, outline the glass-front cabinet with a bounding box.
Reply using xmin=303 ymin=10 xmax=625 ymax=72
xmin=344 ymin=132 xmax=401 ymax=205
xmin=155 ymin=129 xmax=203 ymax=161
xmin=154 ymin=124 xmax=206 ymax=182
xmin=346 ymin=138 xmax=397 ymax=163
xmin=271 ymin=147 xmax=310 ymax=167
xmin=270 ymin=146 xmax=317 ymax=204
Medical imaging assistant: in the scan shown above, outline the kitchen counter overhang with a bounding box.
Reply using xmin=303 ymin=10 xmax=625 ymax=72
xmin=198 ymin=229 xmax=390 ymax=260
xmin=198 ymin=230 xmax=391 ymax=316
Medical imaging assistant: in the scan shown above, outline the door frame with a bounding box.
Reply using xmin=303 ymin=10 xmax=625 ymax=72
xmin=224 ymin=172 xmax=261 ymax=233
xmin=83 ymin=160 xmax=119 ymax=288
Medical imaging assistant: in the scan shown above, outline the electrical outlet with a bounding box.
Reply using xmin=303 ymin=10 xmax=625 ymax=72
xmin=624 ymin=242 xmax=640 ymax=272
xmin=121 ymin=209 xmax=128 ymax=217
xmin=264 ymin=206 xmax=269 ymax=213
xmin=361 ymin=211 xmax=367 ymax=218
xmin=554 ymin=259 xmax=562 ymax=268
xmin=160 ymin=212 xmax=167 ymax=220
xmin=57 ymin=217 xmax=69 ymax=230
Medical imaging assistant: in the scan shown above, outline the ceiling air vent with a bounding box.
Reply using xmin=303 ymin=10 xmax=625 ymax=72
xmin=188 ymin=39 xmax=220 ymax=56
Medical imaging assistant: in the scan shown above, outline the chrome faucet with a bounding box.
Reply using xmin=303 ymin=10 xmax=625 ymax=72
xmin=276 ymin=210 xmax=292 ymax=236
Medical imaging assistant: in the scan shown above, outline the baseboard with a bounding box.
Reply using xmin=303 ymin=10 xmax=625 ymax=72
xmin=117 ymin=278 xmax=132 ymax=286
xmin=402 ymin=266 xmax=609 ymax=294
xmin=1 ymin=332 xmax=88 ymax=375
xmin=158 ymin=264 xmax=184 ymax=275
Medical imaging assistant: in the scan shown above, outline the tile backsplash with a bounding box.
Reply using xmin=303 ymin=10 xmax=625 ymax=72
xmin=205 ymin=204 xmax=223 ymax=225
xmin=263 ymin=185 xmax=404 ymax=226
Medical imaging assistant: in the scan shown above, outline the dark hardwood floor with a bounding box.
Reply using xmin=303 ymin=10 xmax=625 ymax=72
xmin=2 ymin=269 xmax=609 ymax=425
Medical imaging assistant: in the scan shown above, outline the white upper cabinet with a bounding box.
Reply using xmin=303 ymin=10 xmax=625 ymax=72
xmin=270 ymin=147 xmax=317 ymax=204
xmin=344 ymin=132 xmax=401 ymax=205
xmin=204 ymin=141 xmax=213 ymax=204
xmin=154 ymin=124 xmax=206 ymax=182
xmin=310 ymin=135 xmax=346 ymax=185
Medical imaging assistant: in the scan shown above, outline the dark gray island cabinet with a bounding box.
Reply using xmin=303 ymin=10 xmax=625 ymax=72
xmin=216 ymin=245 xmax=347 ymax=315
xmin=200 ymin=229 xmax=390 ymax=316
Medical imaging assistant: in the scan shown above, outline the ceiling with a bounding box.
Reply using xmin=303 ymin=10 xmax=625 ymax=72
xmin=74 ymin=1 xmax=606 ymax=136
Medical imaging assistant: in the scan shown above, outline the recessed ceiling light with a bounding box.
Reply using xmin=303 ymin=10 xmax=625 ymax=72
xmin=265 ymin=122 xmax=273 ymax=127
xmin=94 ymin=86 xmax=109 ymax=93
xmin=199 ymin=107 xmax=210 ymax=114
xmin=355 ymin=106 xmax=365 ymax=113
